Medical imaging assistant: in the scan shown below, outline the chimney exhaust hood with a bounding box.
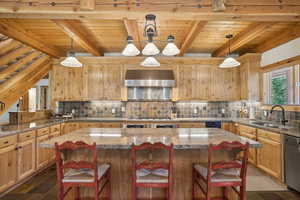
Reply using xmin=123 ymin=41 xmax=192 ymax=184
xmin=125 ymin=70 xmax=175 ymax=87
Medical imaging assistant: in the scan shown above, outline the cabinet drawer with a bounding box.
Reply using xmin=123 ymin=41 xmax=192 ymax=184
xmin=49 ymin=131 xmax=60 ymax=139
xmin=239 ymin=124 xmax=256 ymax=135
xmin=0 ymin=135 xmax=17 ymax=149
xmin=240 ymin=132 xmax=256 ymax=140
xmin=257 ymin=129 xmax=281 ymax=143
xmin=50 ymin=124 xmax=60 ymax=133
xmin=19 ymin=131 xmax=36 ymax=142
xmin=101 ymin=122 xmax=123 ymax=128
xmin=37 ymin=127 xmax=49 ymax=137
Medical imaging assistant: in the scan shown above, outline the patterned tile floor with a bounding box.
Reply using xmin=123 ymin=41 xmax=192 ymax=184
xmin=1 ymin=166 xmax=300 ymax=200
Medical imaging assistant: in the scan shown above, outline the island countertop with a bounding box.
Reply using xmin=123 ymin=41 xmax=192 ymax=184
xmin=41 ymin=127 xmax=261 ymax=149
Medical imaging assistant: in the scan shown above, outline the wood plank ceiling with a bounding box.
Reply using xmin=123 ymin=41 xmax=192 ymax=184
xmin=0 ymin=1 xmax=299 ymax=57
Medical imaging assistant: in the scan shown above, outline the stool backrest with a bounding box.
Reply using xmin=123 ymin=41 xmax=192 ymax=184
xmin=55 ymin=141 xmax=98 ymax=183
xmin=132 ymin=142 xmax=173 ymax=181
xmin=207 ymin=141 xmax=249 ymax=180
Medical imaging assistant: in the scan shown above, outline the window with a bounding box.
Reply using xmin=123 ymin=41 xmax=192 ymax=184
xmin=263 ymin=65 xmax=300 ymax=105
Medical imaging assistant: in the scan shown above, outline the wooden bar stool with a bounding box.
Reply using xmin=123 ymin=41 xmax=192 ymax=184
xmin=55 ymin=141 xmax=111 ymax=200
xmin=193 ymin=141 xmax=249 ymax=200
xmin=131 ymin=142 xmax=173 ymax=200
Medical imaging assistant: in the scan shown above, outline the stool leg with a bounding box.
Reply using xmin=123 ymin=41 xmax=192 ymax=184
xmin=206 ymin=184 xmax=211 ymax=200
xmin=132 ymin=184 xmax=137 ymax=200
xmin=75 ymin=187 xmax=80 ymax=200
xmin=58 ymin=186 xmax=64 ymax=200
xmin=95 ymin=184 xmax=99 ymax=200
xmin=240 ymin=186 xmax=245 ymax=200
xmin=192 ymin=168 xmax=195 ymax=199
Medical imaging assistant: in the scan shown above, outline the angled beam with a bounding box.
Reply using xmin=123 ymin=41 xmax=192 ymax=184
xmin=0 ymin=46 xmax=32 ymax=67
xmin=0 ymin=57 xmax=51 ymax=116
xmin=0 ymin=39 xmax=20 ymax=55
xmin=52 ymin=19 xmax=103 ymax=56
xmin=0 ymin=19 xmax=63 ymax=58
xmin=213 ymin=22 xmax=276 ymax=57
xmin=0 ymin=51 xmax=41 ymax=80
xmin=251 ymin=25 xmax=300 ymax=53
xmin=178 ymin=21 xmax=207 ymax=56
xmin=80 ymin=0 xmax=95 ymax=10
xmin=123 ymin=18 xmax=142 ymax=50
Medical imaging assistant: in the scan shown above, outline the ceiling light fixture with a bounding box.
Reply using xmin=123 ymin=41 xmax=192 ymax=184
xmin=60 ymin=38 xmax=83 ymax=67
xmin=122 ymin=36 xmax=140 ymax=56
xmin=219 ymin=34 xmax=241 ymax=68
xmin=122 ymin=14 xmax=180 ymax=67
xmin=140 ymin=57 xmax=161 ymax=67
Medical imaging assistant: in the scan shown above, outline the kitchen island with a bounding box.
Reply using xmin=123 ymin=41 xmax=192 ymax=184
xmin=41 ymin=128 xmax=260 ymax=200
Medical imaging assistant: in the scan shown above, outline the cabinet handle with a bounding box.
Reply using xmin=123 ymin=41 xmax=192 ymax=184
xmin=26 ymin=135 xmax=30 ymax=138
xmin=4 ymin=141 xmax=8 ymax=144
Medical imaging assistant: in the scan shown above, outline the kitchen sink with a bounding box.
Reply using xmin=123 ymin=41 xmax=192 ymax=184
xmin=250 ymin=121 xmax=265 ymax=126
xmin=250 ymin=121 xmax=292 ymax=130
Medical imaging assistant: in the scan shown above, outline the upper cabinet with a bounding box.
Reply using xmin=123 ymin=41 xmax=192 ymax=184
xmin=51 ymin=64 xmax=123 ymax=102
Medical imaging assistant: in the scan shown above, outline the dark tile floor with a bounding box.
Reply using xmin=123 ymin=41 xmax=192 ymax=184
xmin=1 ymin=166 xmax=300 ymax=200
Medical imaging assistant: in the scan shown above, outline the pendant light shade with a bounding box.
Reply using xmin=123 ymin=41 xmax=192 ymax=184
xmin=219 ymin=57 xmax=240 ymax=68
xmin=141 ymin=57 xmax=160 ymax=67
xmin=142 ymin=42 xmax=160 ymax=56
xmin=122 ymin=36 xmax=140 ymax=56
xmin=162 ymin=35 xmax=180 ymax=56
xmin=60 ymin=51 xmax=83 ymax=68
xmin=219 ymin=34 xmax=240 ymax=68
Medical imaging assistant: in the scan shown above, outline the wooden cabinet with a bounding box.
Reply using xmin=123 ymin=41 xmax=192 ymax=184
xmin=221 ymin=122 xmax=237 ymax=133
xmin=64 ymin=122 xmax=79 ymax=134
xmin=17 ymin=137 xmax=36 ymax=180
xmin=36 ymin=134 xmax=50 ymax=169
xmin=257 ymin=129 xmax=282 ymax=180
xmin=0 ymin=135 xmax=18 ymax=193
xmin=51 ymin=65 xmax=123 ymax=102
xmin=211 ymin=66 xmax=241 ymax=101
xmin=177 ymin=122 xmax=205 ymax=128
xmin=238 ymin=124 xmax=257 ymax=165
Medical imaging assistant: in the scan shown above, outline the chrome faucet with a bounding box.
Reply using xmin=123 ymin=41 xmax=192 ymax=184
xmin=270 ymin=105 xmax=288 ymax=126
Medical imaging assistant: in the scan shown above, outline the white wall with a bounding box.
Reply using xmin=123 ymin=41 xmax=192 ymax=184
xmin=261 ymin=37 xmax=300 ymax=67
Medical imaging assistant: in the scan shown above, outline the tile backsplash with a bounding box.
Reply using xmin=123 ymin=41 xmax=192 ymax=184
xmin=58 ymin=101 xmax=300 ymax=127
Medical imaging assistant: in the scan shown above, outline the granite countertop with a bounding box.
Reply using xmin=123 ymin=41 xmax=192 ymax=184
xmin=40 ymin=128 xmax=261 ymax=149
xmin=0 ymin=117 xmax=299 ymax=138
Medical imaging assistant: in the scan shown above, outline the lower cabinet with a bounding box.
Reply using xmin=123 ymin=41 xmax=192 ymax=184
xmin=239 ymin=132 xmax=257 ymax=165
xmin=177 ymin=122 xmax=205 ymax=128
xmin=0 ymin=144 xmax=18 ymax=192
xmin=36 ymin=134 xmax=51 ymax=169
xmin=257 ymin=130 xmax=282 ymax=180
xmin=17 ymin=138 xmax=36 ymax=180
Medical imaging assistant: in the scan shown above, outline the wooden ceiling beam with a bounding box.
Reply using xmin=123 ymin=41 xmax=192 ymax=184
xmin=178 ymin=21 xmax=207 ymax=56
xmin=0 ymin=39 xmax=20 ymax=56
xmin=0 ymin=9 xmax=300 ymax=22
xmin=123 ymin=18 xmax=142 ymax=49
xmin=0 ymin=19 xmax=63 ymax=58
xmin=250 ymin=25 xmax=300 ymax=53
xmin=212 ymin=22 xmax=276 ymax=57
xmin=80 ymin=0 xmax=95 ymax=10
xmin=53 ymin=19 xmax=103 ymax=56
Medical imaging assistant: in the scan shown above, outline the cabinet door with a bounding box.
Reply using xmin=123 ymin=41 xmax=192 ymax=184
xmin=0 ymin=145 xmax=18 ymax=192
xmin=17 ymin=139 xmax=36 ymax=180
xmin=257 ymin=137 xmax=282 ymax=179
xmin=177 ymin=123 xmax=205 ymax=128
xmin=36 ymin=135 xmax=50 ymax=169
xmin=240 ymin=132 xmax=257 ymax=165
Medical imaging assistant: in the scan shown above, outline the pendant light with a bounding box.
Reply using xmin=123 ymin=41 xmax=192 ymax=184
xmin=60 ymin=38 xmax=83 ymax=67
xmin=122 ymin=36 xmax=140 ymax=56
xmin=141 ymin=57 xmax=160 ymax=67
xmin=162 ymin=35 xmax=180 ymax=56
xmin=142 ymin=26 xmax=160 ymax=56
xmin=219 ymin=34 xmax=240 ymax=68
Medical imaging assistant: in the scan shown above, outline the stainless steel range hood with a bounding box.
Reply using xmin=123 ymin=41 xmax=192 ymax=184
xmin=125 ymin=70 xmax=175 ymax=87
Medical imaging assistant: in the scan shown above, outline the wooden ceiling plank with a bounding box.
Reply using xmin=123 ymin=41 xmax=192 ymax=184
xmin=123 ymin=18 xmax=141 ymax=49
xmin=0 ymin=51 xmax=41 ymax=80
xmin=178 ymin=21 xmax=207 ymax=56
xmin=0 ymin=19 xmax=63 ymax=58
xmin=212 ymin=22 xmax=276 ymax=57
xmin=251 ymin=25 xmax=300 ymax=53
xmin=0 ymin=46 xmax=32 ymax=67
xmin=52 ymin=19 xmax=103 ymax=56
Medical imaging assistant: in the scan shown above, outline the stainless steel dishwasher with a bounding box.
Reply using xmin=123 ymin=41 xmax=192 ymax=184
xmin=284 ymin=134 xmax=300 ymax=192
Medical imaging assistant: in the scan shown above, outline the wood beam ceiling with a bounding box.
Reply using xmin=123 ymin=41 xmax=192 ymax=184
xmin=212 ymin=22 xmax=276 ymax=57
xmin=0 ymin=46 xmax=32 ymax=67
xmin=178 ymin=21 xmax=207 ymax=56
xmin=0 ymin=19 xmax=63 ymax=58
xmin=52 ymin=19 xmax=103 ymax=56
xmin=80 ymin=0 xmax=95 ymax=10
xmin=123 ymin=18 xmax=141 ymax=49
xmin=250 ymin=25 xmax=300 ymax=53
